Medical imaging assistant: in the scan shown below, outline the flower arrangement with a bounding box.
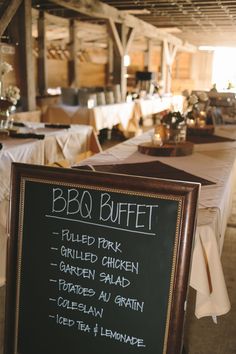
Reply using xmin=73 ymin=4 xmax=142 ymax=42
xmin=0 ymin=61 xmax=20 ymax=117
xmin=5 ymin=85 xmax=20 ymax=105
xmin=197 ymin=91 xmax=208 ymax=102
xmin=0 ymin=61 xmax=13 ymax=77
xmin=182 ymin=90 xmax=209 ymax=124
xmin=159 ymin=110 xmax=186 ymax=143
xmin=161 ymin=110 xmax=185 ymax=129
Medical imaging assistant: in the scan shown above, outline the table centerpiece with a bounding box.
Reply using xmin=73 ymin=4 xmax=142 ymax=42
xmin=0 ymin=61 xmax=20 ymax=127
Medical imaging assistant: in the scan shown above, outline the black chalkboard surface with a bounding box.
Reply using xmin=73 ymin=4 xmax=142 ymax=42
xmin=5 ymin=163 xmax=199 ymax=354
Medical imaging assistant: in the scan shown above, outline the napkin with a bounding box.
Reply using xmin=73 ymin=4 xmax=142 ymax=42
xmin=9 ymin=132 xmax=45 ymax=140
xmin=44 ymin=123 xmax=71 ymax=129
xmin=13 ymin=121 xmax=26 ymax=127
xmin=188 ymin=135 xmax=235 ymax=144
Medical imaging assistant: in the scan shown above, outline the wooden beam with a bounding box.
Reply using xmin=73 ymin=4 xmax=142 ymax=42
xmin=0 ymin=0 xmax=22 ymax=37
xmin=106 ymin=37 xmax=113 ymax=85
xmin=50 ymin=0 xmax=123 ymax=22
xmin=178 ymin=42 xmax=197 ymax=53
xmin=161 ymin=40 xmax=167 ymax=94
xmin=38 ymin=10 xmax=47 ymax=96
xmin=164 ymin=43 xmax=178 ymax=66
xmin=144 ymin=39 xmax=152 ymax=71
xmin=164 ymin=42 xmax=178 ymax=93
xmin=107 ymin=18 xmax=123 ymax=57
xmin=18 ymin=0 xmax=36 ymax=110
xmin=112 ymin=23 xmax=127 ymax=101
xmin=125 ymin=27 xmax=135 ymax=54
xmin=50 ymin=0 xmax=184 ymax=46
xmin=107 ymin=21 xmax=134 ymax=96
xmin=68 ymin=19 xmax=79 ymax=87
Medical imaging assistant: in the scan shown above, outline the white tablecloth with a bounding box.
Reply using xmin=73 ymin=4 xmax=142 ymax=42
xmin=0 ymin=123 xmax=101 ymax=286
xmin=75 ymin=125 xmax=236 ymax=319
xmin=43 ymin=102 xmax=139 ymax=133
xmin=136 ymin=95 xmax=184 ymax=117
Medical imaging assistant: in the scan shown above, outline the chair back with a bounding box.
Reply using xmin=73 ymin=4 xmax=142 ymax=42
xmin=211 ymin=107 xmax=224 ymax=125
xmin=61 ymin=88 xmax=78 ymax=106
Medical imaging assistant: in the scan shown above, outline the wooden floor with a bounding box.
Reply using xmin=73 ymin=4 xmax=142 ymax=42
xmin=0 ymin=128 xmax=236 ymax=354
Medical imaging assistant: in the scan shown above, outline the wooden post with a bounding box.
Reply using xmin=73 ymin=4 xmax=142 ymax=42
xmin=166 ymin=43 xmax=177 ymax=93
xmin=161 ymin=40 xmax=167 ymax=93
xmin=112 ymin=22 xmax=126 ymax=100
xmin=17 ymin=0 xmax=36 ymax=110
xmin=161 ymin=40 xmax=178 ymax=94
xmin=38 ymin=10 xmax=47 ymax=96
xmin=68 ymin=19 xmax=78 ymax=87
xmin=144 ymin=39 xmax=152 ymax=72
xmin=108 ymin=20 xmax=135 ymax=101
xmin=106 ymin=37 xmax=113 ymax=86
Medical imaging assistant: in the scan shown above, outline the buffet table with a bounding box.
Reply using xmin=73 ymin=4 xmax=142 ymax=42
xmin=0 ymin=123 xmax=101 ymax=286
xmin=74 ymin=125 xmax=236 ymax=319
xmin=136 ymin=95 xmax=184 ymax=118
xmin=43 ymin=101 xmax=139 ymax=133
xmin=43 ymin=96 xmax=184 ymax=135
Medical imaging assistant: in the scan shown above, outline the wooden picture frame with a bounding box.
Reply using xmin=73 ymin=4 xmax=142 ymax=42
xmin=4 ymin=162 xmax=199 ymax=354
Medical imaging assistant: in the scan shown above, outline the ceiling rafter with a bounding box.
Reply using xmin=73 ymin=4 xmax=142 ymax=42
xmin=32 ymin=0 xmax=188 ymax=47
xmin=101 ymin=0 xmax=236 ymax=46
xmin=30 ymin=1 xmax=236 ymax=47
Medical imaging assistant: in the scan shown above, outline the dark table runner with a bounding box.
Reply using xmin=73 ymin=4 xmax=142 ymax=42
xmin=75 ymin=160 xmax=215 ymax=186
xmin=13 ymin=121 xmax=26 ymax=127
xmin=44 ymin=123 xmax=71 ymax=129
xmin=9 ymin=132 xmax=45 ymax=140
xmin=187 ymin=135 xmax=235 ymax=144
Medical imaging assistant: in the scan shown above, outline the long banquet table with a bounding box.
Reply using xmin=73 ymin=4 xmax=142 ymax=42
xmin=43 ymin=96 xmax=184 ymax=135
xmin=0 ymin=123 xmax=101 ymax=286
xmin=43 ymin=101 xmax=140 ymax=133
xmin=74 ymin=124 xmax=236 ymax=319
xmin=136 ymin=95 xmax=184 ymax=118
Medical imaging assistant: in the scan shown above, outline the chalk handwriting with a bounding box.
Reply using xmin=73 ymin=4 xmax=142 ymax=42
xmin=101 ymin=256 xmax=139 ymax=274
xmin=76 ymin=321 xmax=91 ymax=333
xmin=100 ymin=326 xmax=146 ymax=347
xmin=60 ymin=246 xmax=98 ymax=263
xmin=55 ymin=314 xmax=75 ymax=327
xmin=97 ymin=237 xmax=122 ymax=253
xmin=57 ymin=297 xmax=103 ymax=318
xmin=58 ymin=279 xmax=96 ymax=297
xmin=61 ymin=229 xmax=95 ymax=245
xmin=59 ymin=261 xmax=95 ymax=279
xmin=114 ymin=295 xmax=144 ymax=312
xmin=52 ymin=188 xmax=92 ymax=218
xmin=99 ymin=272 xmax=130 ymax=288
xmin=99 ymin=193 xmax=159 ymax=231
xmin=50 ymin=188 xmax=159 ymax=234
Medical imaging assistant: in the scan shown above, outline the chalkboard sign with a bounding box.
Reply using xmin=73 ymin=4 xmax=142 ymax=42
xmin=4 ymin=163 xmax=199 ymax=354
